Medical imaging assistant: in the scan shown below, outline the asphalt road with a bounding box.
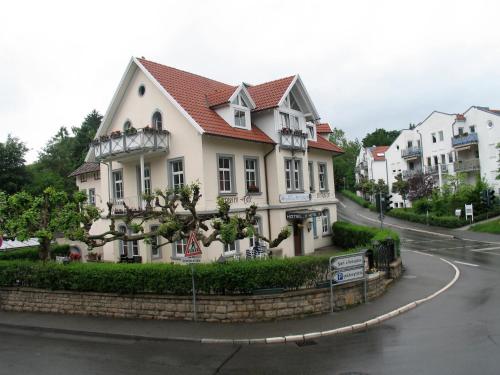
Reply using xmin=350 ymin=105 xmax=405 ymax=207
xmin=1 ymin=196 xmax=499 ymax=375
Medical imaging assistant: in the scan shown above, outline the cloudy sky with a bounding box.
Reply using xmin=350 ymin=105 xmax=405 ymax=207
xmin=2 ymin=0 xmax=500 ymax=162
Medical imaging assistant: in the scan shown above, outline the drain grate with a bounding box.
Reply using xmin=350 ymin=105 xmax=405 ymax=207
xmin=296 ymin=340 xmax=317 ymax=347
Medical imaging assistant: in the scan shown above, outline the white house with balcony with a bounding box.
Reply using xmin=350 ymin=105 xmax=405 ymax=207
xmin=70 ymin=57 xmax=343 ymax=263
xmin=359 ymin=107 xmax=500 ymax=208
xmin=355 ymin=146 xmax=390 ymax=199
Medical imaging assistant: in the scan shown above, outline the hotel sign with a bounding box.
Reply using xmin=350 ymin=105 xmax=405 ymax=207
xmin=279 ymin=193 xmax=311 ymax=203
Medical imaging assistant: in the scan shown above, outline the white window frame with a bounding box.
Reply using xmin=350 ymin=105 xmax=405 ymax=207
xmin=168 ymin=158 xmax=185 ymax=190
xmin=318 ymin=162 xmax=328 ymax=191
xmin=150 ymin=225 xmax=161 ymax=259
xmin=308 ymin=162 xmax=315 ymax=192
xmin=249 ymin=217 xmax=262 ymax=248
xmin=224 ymin=241 xmax=238 ymax=255
xmin=152 ymin=111 xmax=163 ymax=130
xmin=112 ymin=170 xmax=124 ymax=200
xmin=144 ymin=166 xmax=151 ymax=195
xmin=438 ymin=131 xmax=444 ymax=142
xmin=217 ymin=154 xmax=235 ymax=194
xmin=80 ymin=173 xmax=87 ymax=183
xmin=88 ymin=188 xmax=96 ymax=206
xmin=322 ymin=209 xmax=330 ymax=236
xmin=119 ymin=225 xmax=128 ymax=256
xmin=284 ymin=158 xmax=303 ymax=192
xmin=173 ymin=239 xmax=187 ymax=258
xmin=431 ymin=133 xmax=437 ymax=143
xmin=244 ymin=157 xmax=260 ymax=194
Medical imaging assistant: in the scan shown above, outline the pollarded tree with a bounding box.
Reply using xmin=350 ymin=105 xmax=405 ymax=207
xmin=392 ymin=174 xmax=409 ymax=208
xmin=407 ymin=173 xmax=435 ymax=202
xmin=68 ymin=182 xmax=291 ymax=254
xmin=0 ymin=188 xmax=99 ymax=260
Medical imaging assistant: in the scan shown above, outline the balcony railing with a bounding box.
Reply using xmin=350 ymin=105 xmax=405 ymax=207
xmin=111 ymin=196 xmax=152 ymax=215
xmin=279 ymin=128 xmax=308 ymax=151
xmin=454 ymin=158 xmax=480 ymax=173
xmin=452 ymin=133 xmax=478 ymax=148
xmin=401 ymin=147 xmax=422 ymax=159
xmin=402 ymin=169 xmax=422 ymax=179
xmin=91 ymin=128 xmax=169 ymax=161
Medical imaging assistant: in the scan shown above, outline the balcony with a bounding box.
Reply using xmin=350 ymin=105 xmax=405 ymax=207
xmin=91 ymin=128 xmax=169 ymax=161
xmin=424 ymin=164 xmax=448 ymax=175
xmin=402 ymin=168 xmax=422 ymax=179
xmin=401 ymin=147 xmax=422 ymax=159
xmin=452 ymin=133 xmax=478 ymax=148
xmin=454 ymin=158 xmax=480 ymax=173
xmin=279 ymin=128 xmax=308 ymax=151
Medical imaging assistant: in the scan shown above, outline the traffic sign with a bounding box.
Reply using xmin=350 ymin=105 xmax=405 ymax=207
xmin=330 ymin=253 xmax=364 ymax=270
xmin=332 ymin=267 xmax=365 ymax=284
xmin=184 ymin=232 xmax=202 ymax=257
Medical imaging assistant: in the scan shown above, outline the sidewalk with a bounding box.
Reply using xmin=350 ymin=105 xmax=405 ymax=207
xmin=0 ymin=251 xmax=456 ymax=343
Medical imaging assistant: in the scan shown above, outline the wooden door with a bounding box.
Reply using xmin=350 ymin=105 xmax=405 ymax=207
xmin=293 ymin=222 xmax=302 ymax=256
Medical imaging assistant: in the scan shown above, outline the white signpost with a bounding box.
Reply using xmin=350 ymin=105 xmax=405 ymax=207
xmin=465 ymin=204 xmax=474 ymax=222
xmin=329 ymin=251 xmax=367 ymax=313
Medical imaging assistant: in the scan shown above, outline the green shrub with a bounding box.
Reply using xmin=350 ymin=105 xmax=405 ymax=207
xmin=0 ymin=244 xmax=70 ymax=261
xmin=387 ymin=209 xmax=468 ymax=228
xmin=341 ymin=190 xmax=371 ymax=208
xmin=331 ymin=221 xmax=400 ymax=255
xmin=0 ymin=256 xmax=330 ymax=295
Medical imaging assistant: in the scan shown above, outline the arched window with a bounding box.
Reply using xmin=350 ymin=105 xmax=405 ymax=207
xmin=123 ymin=120 xmax=132 ymax=131
xmin=152 ymin=111 xmax=163 ymax=130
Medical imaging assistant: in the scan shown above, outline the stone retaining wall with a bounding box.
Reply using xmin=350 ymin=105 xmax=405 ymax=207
xmin=0 ymin=261 xmax=402 ymax=323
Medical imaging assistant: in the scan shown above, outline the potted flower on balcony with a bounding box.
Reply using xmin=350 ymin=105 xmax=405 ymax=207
xmin=110 ymin=130 xmax=122 ymax=139
xmin=280 ymin=127 xmax=291 ymax=135
xmin=124 ymin=126 xmax=137 ymax=136
xmin=293 ymin=129 xmax=302 ymax=136
xmin=99 ymin=135 xmax=109 ymax=142
xmin=91 ymin=139 xmax=100 ymax=146
xmin=143 ymin=125 xmax=154 ymax=133
xmin=247 ymin=184 xmax=260 ymax=194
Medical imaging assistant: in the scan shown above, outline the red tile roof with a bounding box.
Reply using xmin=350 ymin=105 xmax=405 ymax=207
xmin=69 ymin=162 xmax=100 ymax=177
xmin=369 ymin=146 xmax=389 ymax=161
xmin=308 ymin=136 xmax=343 ymax=153
xmin=455 ymin=114 xmax=466 ymax=121
xmin=137 ymin=58 xmax=274 ymax=144
xmin=316 ymin=123 xmax=333 ymax=133
xmin=247 ymin=76 xmax=295 ymax=112
xmin=206 ymin=86 xmax=237 ymax=107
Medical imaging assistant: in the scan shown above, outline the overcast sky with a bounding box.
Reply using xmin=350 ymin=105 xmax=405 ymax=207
xmin=2 ymin=0 xmax=500 ymax=162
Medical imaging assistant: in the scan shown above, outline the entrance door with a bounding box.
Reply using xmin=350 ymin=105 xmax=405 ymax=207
xmin=293 ymin=222 xmax=302 ymax=256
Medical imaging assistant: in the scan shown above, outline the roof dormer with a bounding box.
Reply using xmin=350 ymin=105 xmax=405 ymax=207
xmin=213 ymin=84 xmax=256 ymax=130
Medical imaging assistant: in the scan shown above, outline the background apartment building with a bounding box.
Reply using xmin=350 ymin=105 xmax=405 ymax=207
xmin=70 ymin=57 xmax=343 ymax=263
xmin=356 ymin=107 xmax=500 ymax=208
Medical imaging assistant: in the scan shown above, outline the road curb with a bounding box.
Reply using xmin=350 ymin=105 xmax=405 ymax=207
xmin=0 ymin=253 xmax=460 ymax=346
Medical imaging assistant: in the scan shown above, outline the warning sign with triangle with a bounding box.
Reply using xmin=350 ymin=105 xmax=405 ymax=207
xmin=185 ymin=232 xmax=202 ymax=257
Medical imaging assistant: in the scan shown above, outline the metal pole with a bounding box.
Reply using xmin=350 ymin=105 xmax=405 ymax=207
xmin=379 ymin=191 xmax=384 ymax=229
xmin=330 ymin=278 xmax=334 ymax=313
xmin=191 ymin=263 xmax=197 ymax=322
xmin=363 ymin=256 xmax=367 ymax=304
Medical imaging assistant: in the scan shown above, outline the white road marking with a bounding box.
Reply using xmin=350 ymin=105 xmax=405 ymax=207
xmin=338 ymin=200 xmax=346 ymax=208
xmin=470 ymin=247 xmax=500 ymax=252
xmin=411 ymin=250 xmax=434 ymax=257
xmin=454 ymin=261 xmax=479 ymax=267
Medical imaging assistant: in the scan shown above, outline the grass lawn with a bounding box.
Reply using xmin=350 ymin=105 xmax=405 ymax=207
xmin=470 ymin=219 xmax=500 ymax=234
xmin=312 ymin=245 xmax=360 ymax=257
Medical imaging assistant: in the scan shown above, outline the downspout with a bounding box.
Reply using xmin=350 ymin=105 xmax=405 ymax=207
xmin=263 ymin=145 xmax=276 ymax=243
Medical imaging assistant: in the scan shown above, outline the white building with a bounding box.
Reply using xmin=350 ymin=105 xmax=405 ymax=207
xmin=358 ymin=107 xmax=500 ymax=208
xmin=70 ymin=57 xmax=343 ymax=263
xmin=355 ymin=146 xmax=389 ymax=199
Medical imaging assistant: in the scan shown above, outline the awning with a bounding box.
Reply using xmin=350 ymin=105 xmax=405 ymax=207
xmin=286 ymin=209 xmax=322 ymax=221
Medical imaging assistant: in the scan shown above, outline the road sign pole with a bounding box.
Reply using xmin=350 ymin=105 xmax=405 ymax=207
xmin=191 ymin=263 xmax=197 ymax=322
xmin=330 ymin=278 xmax=334 ymax=313
xmin=363 ymin=256 xmax=367 ymax=303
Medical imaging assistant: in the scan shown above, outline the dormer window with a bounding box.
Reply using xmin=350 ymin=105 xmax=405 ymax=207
xmin=232 ymin=94 xmax=249 ymax=108
xmin=234 ymin=109 xmax=246 ymax=128
xmin=307 ymin=124 xmax=315 ymax=139
xmin=289 ymin=93 xmax=301 ymax=111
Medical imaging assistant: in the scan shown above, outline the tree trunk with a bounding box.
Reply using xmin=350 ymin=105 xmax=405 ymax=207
xmin=39 ymin=238 xmax=51 ymax=261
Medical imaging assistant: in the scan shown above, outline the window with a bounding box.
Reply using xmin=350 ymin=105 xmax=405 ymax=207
xmin=174 ymin=239 xmax=187 ymax=257
xmin=441 ymin=154 xmax=446 ymax=164
xmin=318 ymin=162 xmax=328 ymax=191
xmin=409 ymin=161 xmax=414 ymax=170
xmin=280 ymin=112 xmax=290 ymax=128
xmin=307 ymin=125 xmax=315 ymax=139
xmin=138 ymin=85 xmax=145 ymax=97
xmin=88 ymin=188 xmax=96 ymax=206
xmin=218 ymin=155 xmax=234 ymax=194
xmin=407 ymin=140 xmax=413 ymax=148
xmin=290 ymin=115 xmax=299 ymax=130
xmin=433 ymin=156 xmax=438 ymax=165
xmin=249 ymin=217 xmax=261 ymax=248
xmin=244 ymin=157 xmax=259 ymax=193
xmin=234 ymin=109 xmax=246 ymax=128
xmin=112 ymin=170 xmax=123 ymax=200
xmin=308 ymin=162 xmax=315 ymax=192
xmin=143 ymin=166 xmax=151 ymax=195
xmin=487 ymin=121 xmax=494 ymax=129
xmin=119 ymin=226 xmax=128 ymax=256
xmin=289 ymin=94 xmax=301 ymax=111
xmin=469 ymin=125 xmax=476 ymax=133
xmin=427 ymin=157 xmax=431 ymax=166
xmin=431 ymin=133 xmax=437 ymax=143
xmin=448 ymin=152 xmax=454 ymax=163
xmin=285 ymin=158 xmax=303 ymax=192
xmin=312 ymin=216 xmax=318 ymax=238
xmin=321 ymin=209 xmax=330 ymax=235
xmin=152 ymin=111 xmax=162 ymax=130
xmin=150 ymin=225 xmax=161 ymax=259
xmin=224 ymin=241 xmax=237 ymax=254
xmin=93 ymin=171 xmax=100 ymax=180
xmin=80 ymin=173 xmax=87 ymax=183
xmin=396 ymin=145 xmax=399 ymax=150
xmin=417 ymin=139 xmax=421 ymax=147
xmin=169 ymin=158 xmax=184 ymax=190
xmin=439 ymin=131 xmax=444 ymax=141
xmin=123 ymin=120 xmax=132 ymax=131
xmin=458 ymin=127 xmax=464 ymax=135
xmin=232 ymin=93 xmax=249 ymax=108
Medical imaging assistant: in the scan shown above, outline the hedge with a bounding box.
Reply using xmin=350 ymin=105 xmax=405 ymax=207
xmin=0 ymin=244 xmax=70 ymax=261
xmin=341 ymin=190 xmax=374 ymax=209
xmin=0 ymin=256 xmax=330 ymax=295
xmin=331 ymin=221 xmax=400 ymax=255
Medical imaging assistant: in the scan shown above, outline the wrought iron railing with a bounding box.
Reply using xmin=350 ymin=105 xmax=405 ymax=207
xmin=401 ymin=147 xmax=422 ymax=158
xmin=452 ymin=133 xmax=478 ymax=147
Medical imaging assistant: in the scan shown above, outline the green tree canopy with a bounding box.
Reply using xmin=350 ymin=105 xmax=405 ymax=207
xmin=362 ymin=128 xmax=400 ymax=147
xmin=0 ymin=135 xmax=30 ymax=194
xmin=329 ymin=128 xmax=361 ymax=191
